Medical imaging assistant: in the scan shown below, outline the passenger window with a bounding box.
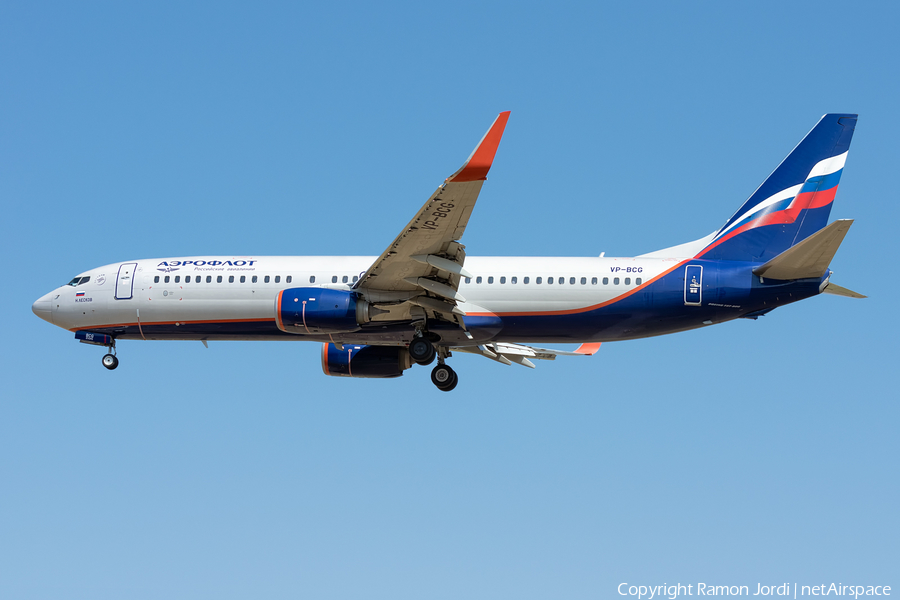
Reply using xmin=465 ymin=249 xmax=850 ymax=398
xmin=524 ymin=277 xmax=529 ymax=284
xmin=511 ymin=276 xmax=517 ymax=284
xmin=560 ymin=277 xmax=565 ymax=285
xmin=569 ymin=277 xmax=575 ymax=285
xmin=228 ymin=275 xmax=234 ymax=283
xmin=252 ymin=275 xmax=258 ymax=283
xmin=309 ymin=276 xmax=315 ymax=283
xmin=332 ymin=276 xmax=337 ymax=283
xmin=353 ymin=275 xmax=358 ymax=283
xmin=240 ymin=276 xmax=246 ymax=283
xmin=592 ymin=277 xmax=598 ymax=284
xmin=536 ymin=277 xmax=542 ymax=284
xmin=465 ymin=277 xmax=471 ymax=284
xmin=500 ymin=277 xmax=506 ymax=284
xmin=286 ymin=276 xmax=292 ymax=283
xmin=636 ymin=277 xmax=642 ymax=285
xmin=342 ymin=275 xmax=348 ymax=283
xmin=264 ymin=275 xmax=270 ymax=283
xmin=580 ymin=277 xmax=586 ymax=285
xmin=476 ymin=276 xmax=482 ymax=284
xmin=154 ymin=276 xmax=160 ymax=283
xmin=217 ymin=276 xmax=223 ymax=283
xmin=603 ymin=277 xmax=609 ymax=285
xmin=185 ymin=276 xmax=191 ymax=283
xmin=548 ymin=277 xmax=553 ymax=284
xmin=164 ymin=275 xmax=170 ymax=283
xmin=614 ymin=277 xmax=620 ymax=285
xmin=206 ymin=276 xmax=212 ymax=283
xmin=488 ymin=276 xmax=494 ymax=284
xmin=275 ymin=276 xmax=281 ymax=283
xmin=175 ymin=276 xmax=180 ymax=283
xmin=625 ymin=277 xmax=631 ymax=285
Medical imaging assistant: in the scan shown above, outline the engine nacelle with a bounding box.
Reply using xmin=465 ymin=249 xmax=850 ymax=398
xmin=276 ymin=288 xmax=372 ymax=334
xmin=321 ymin=343 xmax=412 ymax=378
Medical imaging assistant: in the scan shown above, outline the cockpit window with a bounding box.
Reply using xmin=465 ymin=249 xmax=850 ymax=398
xmin=66 ymin=276 xmax=90 ymax=286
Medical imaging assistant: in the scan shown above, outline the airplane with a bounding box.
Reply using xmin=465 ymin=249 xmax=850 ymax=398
xmin=32 ymin=112 xmax=864 ymax=391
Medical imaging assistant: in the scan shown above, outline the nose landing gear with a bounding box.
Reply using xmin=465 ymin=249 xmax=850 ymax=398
xmin=100 ymin=338 xmax=118 ymax=370
xmin=75 ymin=331 xmax=119 ymax=370
xmin=102 ymin=353 xmax=119 ymax=370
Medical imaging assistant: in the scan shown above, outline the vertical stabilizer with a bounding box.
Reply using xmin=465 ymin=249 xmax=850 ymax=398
xmin=696 ymin=114 xmax=857 ymax=262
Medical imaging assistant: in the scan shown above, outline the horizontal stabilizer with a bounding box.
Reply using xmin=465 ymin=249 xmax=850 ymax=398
xmin=752 ymin=219 xmax=853 ymax=280
xmin=822 ymin=282 xmax=867 ymax=298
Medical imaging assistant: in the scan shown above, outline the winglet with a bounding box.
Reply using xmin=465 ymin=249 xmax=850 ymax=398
xmin=447 ymin=111 xmax=511 ymax=182
xmin=574 ymin=343 xmax=602 ymax=355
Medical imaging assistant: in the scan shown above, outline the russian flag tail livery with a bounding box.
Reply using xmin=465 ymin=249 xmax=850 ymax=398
xmin=696 ymin=114 xmax=857 ymax=263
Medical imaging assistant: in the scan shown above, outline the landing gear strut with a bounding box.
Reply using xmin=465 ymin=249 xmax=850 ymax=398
xmin=102 ymin=340 xmax=118 ymax=370
xmin=431 ymin=363 xmax=458 ymax=392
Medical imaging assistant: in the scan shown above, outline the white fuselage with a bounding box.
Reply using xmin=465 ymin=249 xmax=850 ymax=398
xmin=38 ymin=255 xmax=680 ymax=343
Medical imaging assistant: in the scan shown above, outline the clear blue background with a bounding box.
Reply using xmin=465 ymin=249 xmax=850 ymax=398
xmin=2 ymin=2 xmax=897 ymax=598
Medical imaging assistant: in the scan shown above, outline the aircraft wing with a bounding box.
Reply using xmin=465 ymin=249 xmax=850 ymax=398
xmin=354 ymin=112 xmax=511 ymax=313
xmin=453 ymin=342 xmax=601 ymax=368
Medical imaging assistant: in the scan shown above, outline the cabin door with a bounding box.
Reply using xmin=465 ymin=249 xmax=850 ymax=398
xmin=684 ymin=265 xmax=703 ymax=306
xmin=115 ymin=263 xmax=138 ymax=300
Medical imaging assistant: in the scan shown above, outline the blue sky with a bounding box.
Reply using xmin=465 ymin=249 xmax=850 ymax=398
xmin=2 ymin=2 xmax=897 ymax=598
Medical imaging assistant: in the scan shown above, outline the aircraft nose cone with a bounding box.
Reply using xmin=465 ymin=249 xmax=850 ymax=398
xmin=32 ymin=293 xmax=54 ymax=324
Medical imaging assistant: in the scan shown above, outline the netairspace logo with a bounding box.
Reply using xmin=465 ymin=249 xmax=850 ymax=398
xmin=617 ymin=582 xmax=892 ymax=599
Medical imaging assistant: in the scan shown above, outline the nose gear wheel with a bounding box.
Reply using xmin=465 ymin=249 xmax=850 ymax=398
xmin=102 ymin=354 xmax=119 ymax=370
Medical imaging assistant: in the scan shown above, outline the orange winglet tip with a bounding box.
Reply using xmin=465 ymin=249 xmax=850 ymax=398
xmin=448 ymin=111 xmax=511 ymax=182
xmin=575 ymin=343 xmax=602 ymax=355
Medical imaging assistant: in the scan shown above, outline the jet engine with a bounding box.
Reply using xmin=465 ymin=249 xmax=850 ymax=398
xmin=276 ymin=288 xmax=374 ymax=334
xmin=321 ymin=343 xmax=412 ymax=378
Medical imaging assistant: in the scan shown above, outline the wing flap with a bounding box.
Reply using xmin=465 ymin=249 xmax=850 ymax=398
xmin=453 ymin=342 xmax=601 ymax=368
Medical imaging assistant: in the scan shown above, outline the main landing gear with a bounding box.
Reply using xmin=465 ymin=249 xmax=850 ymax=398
xmin=431 ymin=362 xmax=458 ymax=392
xmin=408 ymin=334 xmax=458 ymax=391
xmin=408 ymin=336 xmax=436 ymax=365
